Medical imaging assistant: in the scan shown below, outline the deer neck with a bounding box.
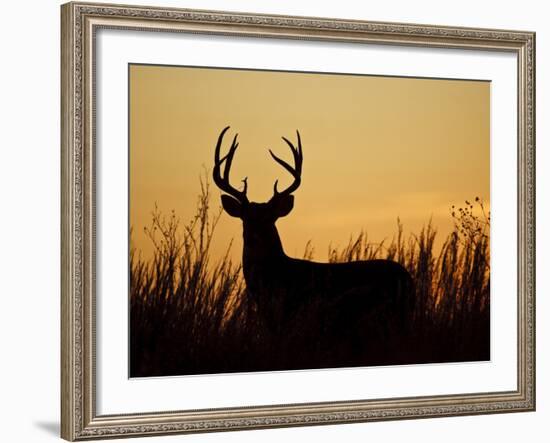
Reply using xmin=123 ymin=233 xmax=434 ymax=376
xmin=242 ymin=223 xmax=286 ymax=284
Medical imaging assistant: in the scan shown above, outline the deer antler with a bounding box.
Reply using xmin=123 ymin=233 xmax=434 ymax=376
xmin=270 ymin=130 xmax=303 ymax=196
xmin=213 ymin=126 xmax=249 ymax=203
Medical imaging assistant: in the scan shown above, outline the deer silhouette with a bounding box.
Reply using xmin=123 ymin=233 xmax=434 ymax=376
xmin=213 ymin=126 xmax=414 ymax=346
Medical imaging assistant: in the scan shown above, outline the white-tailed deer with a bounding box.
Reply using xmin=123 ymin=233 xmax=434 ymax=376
xmin=213 ymin=126 xmax=414 ymax=342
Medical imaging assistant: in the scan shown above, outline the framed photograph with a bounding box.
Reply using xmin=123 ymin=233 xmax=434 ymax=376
xmin=61 ymin=1 xmax=535 ymax=440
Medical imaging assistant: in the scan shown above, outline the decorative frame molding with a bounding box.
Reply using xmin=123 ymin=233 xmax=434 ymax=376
xmin=61 ymin=2 xmax=536 ymax=440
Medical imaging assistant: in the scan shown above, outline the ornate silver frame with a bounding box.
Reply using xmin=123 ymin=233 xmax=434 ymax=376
xmin=61 ymin=2 xmax=536 ymax=440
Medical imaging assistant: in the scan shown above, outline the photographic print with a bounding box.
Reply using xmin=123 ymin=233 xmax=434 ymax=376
xmin=129 ymin=64 xmax=490 ymax=377
xmin=62 ymin=5 xmax=535 ymax=439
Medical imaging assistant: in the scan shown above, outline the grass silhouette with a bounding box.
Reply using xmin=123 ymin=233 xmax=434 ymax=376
xmin=130 ymin=178 xmax=489 ymax=377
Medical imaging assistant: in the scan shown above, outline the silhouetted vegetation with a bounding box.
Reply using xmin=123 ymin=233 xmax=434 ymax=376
xmin=130 ymin=179 xmax=489 ymax=377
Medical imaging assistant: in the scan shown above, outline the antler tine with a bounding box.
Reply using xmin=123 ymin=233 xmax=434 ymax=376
xmin=222 ymin=133 xmax=239 ymax=183
xmin=212 ymin=126 xmax=249 ymax=203
xmin=281 ymin=133 xmax=303 ymax=172
xmin=270 ymin=131 xmax=303 ymax=196
xmin=214 ymin=126 xmax=231 ymax=167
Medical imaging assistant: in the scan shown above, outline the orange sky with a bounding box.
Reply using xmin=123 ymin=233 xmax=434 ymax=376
xmin=129 ymin=64 xmax=489 ymax=264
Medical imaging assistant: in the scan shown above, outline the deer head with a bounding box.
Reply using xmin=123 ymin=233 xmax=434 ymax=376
xmin=213 ymin=126 xmax=303 ymax=243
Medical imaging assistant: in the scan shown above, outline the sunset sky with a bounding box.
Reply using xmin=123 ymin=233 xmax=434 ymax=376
xmin=129 ymin=64 xmax=489 ymax=265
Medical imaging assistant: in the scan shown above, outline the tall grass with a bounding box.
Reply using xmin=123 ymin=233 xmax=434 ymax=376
xmin=130 ymin=180 xmax=490 ymax=377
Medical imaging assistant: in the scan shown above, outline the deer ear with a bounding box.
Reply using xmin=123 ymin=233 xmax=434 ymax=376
xmin=272 ymin=194 xmax=294 ymax=218
xmin=221 ymin=195 xmax=242 ymax=218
